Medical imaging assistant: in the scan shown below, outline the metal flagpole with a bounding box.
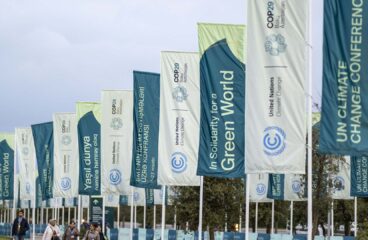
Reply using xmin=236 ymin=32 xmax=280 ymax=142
xmin=32 ymin=194 xmax=36 ymax=240
xmin=307 ymin=0 xmax=313 ymax=238
xmin=12 ymin=141 xmax=17 ymax=222
xmin=130 ymin=188 xmax=134 ymax=239
xmin=77 ymin=196 xmax=81 ymax=232
xmin=117 ymin=205 xmax=120 ymax=228
xmin=290 ymin=201 xmax=294 ymax=236
xmin=62 ymin=207 xmax=65 ymax=226
xmin=102 ymin=196 xmax=105 ymax=234
xmin=134 ymin=205 xmax=137 ymax=228
xmin=354 ymin=197 xmax=357 ymax=237
xmin=174 ymin=206 xmax=177 ymax=230
xmin=68 ymin=207 xmax=71 ymax=224
xmin=161 ymin=186 xmax=166 ymax=240
xmin=245 ymin=176 xmax=250 ymax=240
xmin=46 ymin=208 xmax=49 ymax=223
xmin=143 ymin=204 xmax=146 ymax=229
xmin=271 ymin=200 xmax=275 ymax=234
xmin=198 ymin=176 xmax=204 ymax=240
xmin=255 ymin=202 xmax=258 ymax=233
xmin=153 ymin=205 xmax=156 ymax=230
xmin=331 ymin=201 xmax=334 ymax=236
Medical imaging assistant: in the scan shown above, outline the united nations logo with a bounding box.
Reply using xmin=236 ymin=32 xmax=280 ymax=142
xmin=133 ymin=192 xmax=140 ymax=202
xmin=62 ymin=135 xmax=72 ymax=145
xmin=264 ymin=34 xmax=287 ymax=56
xmin=22 ymin=147 xmax=29 ymax=156
xmin=256 ymin=183 xmax=266 ymax=195
xmin=171 ymin=152 xmax=187 ymax=173
xmin=109 ymin=169 xmax=122 ymax=185
xmin=263 ymin=126 xmax=286 ymax=156
xmin=60 ymin=177 xmax=72 ymax=190
xmin=26 ymin=182 xmax=31 ymax=194
xmin=110 ymin=117 xmax=123 ymax=130
xmin=292 ymin=180 xmax=302 ymax=193
xmin=332 ymin=176 xmax=345 ymax=192
xmin=108 ymin=194 xmax=114 ymax=202
xmin=172 ymin=86 xmax=188 ymax=102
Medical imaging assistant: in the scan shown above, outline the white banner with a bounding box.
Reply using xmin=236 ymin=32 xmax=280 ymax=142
xmin=246 ymin=0 xmax=307 ymax=173
xmin=15 ymin=128 xmax=37 ymax=201
xmin=101 ymin=90 xmax=133 ymax=195
xmin=105 ymin=194 xmax=120 ymax=207
xmin=284 ymin=174 xmax=307 ymax=201
xmin=332 ymin=157 xmax=352 ymax=200
xmin=82 ymin=195 xmax=90 ymax=208
xmin=53 ymin=113 xmax=79 ymax=198
xmin=248 ymin=174 xmax=272 ymax=203
xmin=128 ymin=187 xmax=146 ymax=206
xmin=64 ymin=197 xmax=76 ymax=207
xmin=158 ymin=51 xmax=200 ymax=186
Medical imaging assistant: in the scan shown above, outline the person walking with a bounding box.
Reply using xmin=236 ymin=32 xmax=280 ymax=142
xmin=42 ymin=219 xmax=61 ymax=240
xmin=96 ymin=225 xmax=106 ymax=240
xmin=63 ymin=221 xmax=79 ymax=240
xmin=83 ymin=223 xmax=100 ymax=240
xmin=11 ymin=209 xmax=30 ymax=240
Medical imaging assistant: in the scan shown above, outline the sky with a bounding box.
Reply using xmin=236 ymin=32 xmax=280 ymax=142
xmin=0 ymin=0 xmax=323 ymax=131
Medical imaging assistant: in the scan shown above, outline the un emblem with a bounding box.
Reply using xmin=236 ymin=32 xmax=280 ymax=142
xmin=332 ymin=176 xmax=345 ymax=192
xmin=172 ymin=86 xmax=188 ymax=102
xmin=62 ymin=135 xmax=72 ymax=145
xmin=171 ymin=152 xmax=187 ymax=173
xmin=60 ymin=177 xmax=72 ymax=190
xmin=134 ymin=192 xmax=140 ymax=202
xmin=109 ymin=169 xmax=122 ymax=185
xmin=263 ymin=126 xmax=286 ymax=156
xmin=264 ymin=34 xmax=287 ymax=56
xmin=26 ymin=182 xmax=31 ymax=194
xmin=292 ymin=180 xmax=302 ymax=193
xmin=256 ymin=183 xmax=266 ymax=195
xmin=110 ymin=117 xmax=123 ymax=130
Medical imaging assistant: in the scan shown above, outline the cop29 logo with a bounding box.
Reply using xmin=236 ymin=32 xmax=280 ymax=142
xmin=263 ymin=126 xmax=286 ymax=156
xmin=264 ymin=34 xmax=287 ymax=56
xmin=256 ymin=183 xmax=266 ymax=195
xmin=172 ymin=86 xmax=188 ymax=102
xmin=60 ymin=177 xmax=72 ymax=190
xmin=171 ymin=152 xmax=187 ymax=173
xmin=292 ymin=180 xmax=302 ymax=193
xmin=332 ymin=176 xmax=345 ymax=192
xmin=109 ymin=169 xmax=122 ymax=185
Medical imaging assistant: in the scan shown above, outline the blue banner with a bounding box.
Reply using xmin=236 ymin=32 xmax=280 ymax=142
xmin=197 ymin=23 xmax=245 ymax=178
xmin=130 ymin=71 xmax=160 ymax=188
xmin=0 ymin=140 xmax=14 ymax=200
xmin=267 ymin=174 xmax=285 ymax=200
xmin=145 ymin=188 xmax=154 ymax=207
xmin=320 ymin=0 xmax=368 ymax=155
xmin=119 ymin=195 xmax=128 ymax=205
xmin=31 ymin=122 xmax=54 ymax=200
xmin=351 ymin=156 xmax=368 ymax=197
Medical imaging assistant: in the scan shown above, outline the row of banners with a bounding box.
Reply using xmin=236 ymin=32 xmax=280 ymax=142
xmin=1 ymin=0 xmax=368 ymax=204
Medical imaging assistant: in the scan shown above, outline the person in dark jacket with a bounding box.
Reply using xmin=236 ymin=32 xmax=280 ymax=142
xmin=12 ymin=209 xmax=30 ymax=240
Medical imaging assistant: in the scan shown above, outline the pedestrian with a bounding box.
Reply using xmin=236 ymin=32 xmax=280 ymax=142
xmin=79 ymin=220 xmax=90 ymax=239
xmin=11 ymin=209 xmax=30 ymax=240
xmin=62 ymin=221 xmax=79 ymax=240
xmin=83 ymin=223 xmax=100 ymax=240
xmin=96 ymin=225 xmax=106 ymax=240
xmin=42 ymin=219 xmax=61 ymax=240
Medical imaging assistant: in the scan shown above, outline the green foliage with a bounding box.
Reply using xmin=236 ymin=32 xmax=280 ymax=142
xmin=357 ymin=218 xmax=368 ymax=240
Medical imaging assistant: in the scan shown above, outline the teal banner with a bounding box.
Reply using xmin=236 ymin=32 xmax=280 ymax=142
xmin=31 ymin=122 xmax=54 ymax=200
xmin=267 ymin=174 xmax=285 ymax=200
xmin=35 ymin=177 xmax=43 ymax=208
xmin=90 ymin=196 xmax=103 ymax=225
xmin=105 ymin=207 xmax=115 ymax=229
xmin=130 ymin=71 xmax=160 ymax=188
xmin=0 ymin=140 xmax=14 ymax=200
xmin=77 ymin=106 xmax=101 ymax=195
xmin=197 ymin=24 xmax=245 ymax=178
xmin=119 ymin=195 xmax=128 ymax=205
xmin=145 ymin=188 xmax=154 ymax=207
xmin=320 ymin=0 xmax=368 ymax=154
xmin=351 ymin=156 xmax=368 ymax=197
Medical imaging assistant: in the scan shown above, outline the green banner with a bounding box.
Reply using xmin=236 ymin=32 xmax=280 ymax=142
xmin=130 ymin=71 xmax=161 ymax=188
xmin=320 ymin=0 xmax=368 ymax=154
xmin=77 ymin=102 xmax=101 ymax=195
xmin=267 ymin=174 xmax=285 ymax=200
xmin=351 ymin=156 xmax=368 ymax=197
xmin=31 ymin=122 xmax=54 ymax=200
xmin=0 ymin=135 xmax=14 ymax=200
xmin=197 ymin=23 xmax=245 ymax=178
xmin=145 ymin=188 xmax=154 ymax=207
xmin=90 ymin=196 xmax=103 ymax=225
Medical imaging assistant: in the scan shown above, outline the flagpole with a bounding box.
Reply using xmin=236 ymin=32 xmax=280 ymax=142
xmin=62 ymin=206 xmax=65 ymax=226
xmin=245 ymin=176 xmax=250 ymax=240
xmin=68 ymin=207 xmax=71 ymax=225
xmin=12 ymin=136 xmax=17 ymax=222
xmin=130 ymin=188 xmax=134 ymax=239
xmin=153 ymin=205 xmax=156 ymax=230
xmin=255 ymin=202 xmax=258 ymax=233
xmin=143 ymin=204 xmax=146 ymax=229
xmin=77 ymin=195 xmax=81 ymax=233
xmin=290 ymin=201 xmax=293 ymax=236
xmin=198 ymin=176 xmax=204 ymax=240
xmin=102 ymin=196 xmax=106 ymax=234
xmin=117 ymin=204 xmax=120 ymax=228
xmin=307 ymin=0 xmax=313 ymax=238
xmin=134 ymin=205 xmax=137 ymax=228
xmin=271 ymin=200 xmax=275 ymax=234
xmin=331 ymin=201 xmax=334 ymax=236
xmin=161 ymin=185 xmax=166 ymax=240
xmin=32 ymin=193 xmax=36 ymax=240
xmin=354 ymin=197 xmax=357 ymax=237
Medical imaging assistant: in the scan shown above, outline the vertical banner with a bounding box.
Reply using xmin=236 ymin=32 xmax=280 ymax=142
xmin=158 ymin=51 xmax=200 ymax=186
xmin=154 ymin=188 xmax=169 ymax=206
xmin=197 ymin=23 xmax=246 ymax=178
xmin=283 ymin=174 xmax=307 ymax=201
xmin=145 ymin=188 xmax=154 ymax=207
xmin=101 ymin=90 xmax=134 ymax=195
xmin=31 ymin=122 xmax=54 ymax=200
xmin=90 ymin=196 xmax=103 ymax=225
xmin=248 ymin=174 xmax=272 ymax=202
xmin=130 ymin=71 xmax=160 ymax=188
xmin=105 ymin=194 xmax=120 ymax=207
xmin=246 ymin=0 xmax=307 ymax=173
xmin=320 ymin=0 xmax=368 ymax=154
xmin=77 ymin=102 xmax=101 ymax=195
xmin=332 ymin=157 xmax=352 ymax=200
xmin=15 ymin=128 xmax=37 ymax=200
xmin=0 ymin=133 xmax=14 ymax=200
xmin=351 ymin=156 xmax=368 ymax=197
xmin=128 ymin=187 xmax=146 ymax=207
xmin=53 ymin=113 xmax=79 ymax=198
xmin=267 ymin=174 xmax=285 ymax=200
